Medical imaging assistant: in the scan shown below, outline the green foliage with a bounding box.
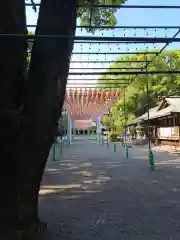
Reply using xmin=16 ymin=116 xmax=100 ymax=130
xmin=59 ymin=111 xmax=68 ymax=130
xmin=28 ymin=0 xmax=127 ymax=33
xmin=100 ymin=50 xmax=180 ymax=131
xmin=77 ymin=0 xmax=127 ymax=33
xmin=101 ymin=114 xmax=111 ymax=128
xmin=28 ymin=31 xmax=34 ymax=35
xmin=26 ymin=31 xmax=34 ymax=65
xmin=109 ymin=132 xmax=119 ymax=142
xmin=26 ymin=56 xmax=30 ymax=64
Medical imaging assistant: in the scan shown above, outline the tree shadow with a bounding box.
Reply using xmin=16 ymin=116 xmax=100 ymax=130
xmin=38 ymin=147 xmax=180 ymax=239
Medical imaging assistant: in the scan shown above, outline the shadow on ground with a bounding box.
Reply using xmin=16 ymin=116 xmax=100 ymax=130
xmin=38 ymin=143 xmax=180 ymax=240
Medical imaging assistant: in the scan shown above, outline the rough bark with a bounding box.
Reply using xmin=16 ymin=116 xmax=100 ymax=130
xmin=0 ymin=0 xmax=27 ymax=232
xmin=0 ymin=0 xmax=77 ymax=236
xmin=15 ymin=0 xmax=77 ymax=230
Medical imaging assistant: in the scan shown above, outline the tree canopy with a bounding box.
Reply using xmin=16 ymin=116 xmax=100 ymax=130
xmin=78 ymin=0 xmax=126 ymax=32
xmin=100 ymin=50 xmax=180 ymax=133
xmin=29 ymin=0 xmax=126 ymax=33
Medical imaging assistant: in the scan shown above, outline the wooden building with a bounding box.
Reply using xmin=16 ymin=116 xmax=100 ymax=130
xmin=128 ymin=97 xmax=180 ymax=148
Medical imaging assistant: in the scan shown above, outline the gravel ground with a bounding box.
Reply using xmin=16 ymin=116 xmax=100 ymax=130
xmin=39 ymin=139 xmax=180 ymax=239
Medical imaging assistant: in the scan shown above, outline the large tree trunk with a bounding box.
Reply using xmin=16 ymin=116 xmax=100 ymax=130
xmin=0 ymin=0 xmax=27 ymax=233
xmin=0 ymin=0 xmax=77 ymax=236
xmin=14 ymin=0 xmax=77 ymax=230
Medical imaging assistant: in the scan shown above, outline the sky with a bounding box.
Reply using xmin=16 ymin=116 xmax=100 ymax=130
xmin=26 ymin=0 xmax=180 ymax=88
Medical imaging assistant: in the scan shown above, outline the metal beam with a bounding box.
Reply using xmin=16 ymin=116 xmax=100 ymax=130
xmin=66 ymin=86 xmax=123 ymax=89
xmin=67 ymin=82 xmax=129 ymax=85
xmin=69 ymin=70 xmax=180 ymax=75
xmin=77 ymin=5 xmax=180 ymax=9
xmin=27 ymin=39 xmax=157 ymax=45
xmin=1 ymin=34 xmax=180 ymax=43
xmin=69 ymin=67 xmax=142 ymax=70
xmin=70 ymin=60 xmax=148 ymax=63
xmin=72 ymin=41 xmax=156 ymax=44
xmin=25 ymin=3 xmax=180 ymax=9
xmin=72 ymin=52 xmax=158 ymax=55
xmin=68 ymin=79 xmax=132 ymax=81
xmin=27 ymin=50 xmax=157 ymax=55
xmin=146 ymin=28 xmax=180 ymax=68
xmin=27 ymin=24 xmax=180 ymax=29
xmin=129 ymin=28 xmax=180 ymax=90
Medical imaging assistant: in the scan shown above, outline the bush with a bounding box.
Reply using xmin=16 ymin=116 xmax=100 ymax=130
xmin=109 ymin=132 xmax=119 ymax=142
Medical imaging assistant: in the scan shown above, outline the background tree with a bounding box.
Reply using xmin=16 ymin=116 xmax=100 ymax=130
xmin=0 ymin=0 xmax=126 ymax=236
xmin=58 ymin=110 xmax=69 ymax=136
xmin=100 ymin=50 xmax=180 ymax=133
xmin=78 ymin=0 xmax=126 ymax=32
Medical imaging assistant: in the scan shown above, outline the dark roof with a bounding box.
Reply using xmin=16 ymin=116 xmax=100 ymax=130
xmin=127 ymin=97 xmax=180 ymax=126
xmin=145 ymin=98 xmax=180 ymax=120
xmin=127 ymin=107 xmax=157 ymax=126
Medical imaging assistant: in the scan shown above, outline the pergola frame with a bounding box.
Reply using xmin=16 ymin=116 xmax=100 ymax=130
xmin=23 ymin=1 xmax=180 ymax=166
xmin=22 ymin=2 xmax=180 ymax=94
xmin=25 ymin=3 xmax=180 ymax=9
xmin=24 ymin=3 xmax=180 ymax=86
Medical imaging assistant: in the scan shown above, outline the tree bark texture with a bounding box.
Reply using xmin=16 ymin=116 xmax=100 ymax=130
xmin=0 ymin=0 xmax=27 ymax=232
xmin=0 ymin=0 xmax=77 ymax=235
xmin=15 ymin=0 xmax=77 ymax=229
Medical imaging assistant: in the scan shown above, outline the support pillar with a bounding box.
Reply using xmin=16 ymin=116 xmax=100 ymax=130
xmin=52 ymin=144 xmax=56 ymax=161
xmin=96 ymin=116 xmax=102 ymax=144
xmin=69 ymin=117 xmax=72 ymax=144
xmin=146 ymin=58 xmax=155 ymax=170
xmin=123 ymin=86 xmax=129 ymax=159
xmin=67 ymin=113 xmax=72 ymax=145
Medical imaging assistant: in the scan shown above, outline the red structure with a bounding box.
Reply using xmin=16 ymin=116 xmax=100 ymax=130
xmin=75 ymin=120 xmax=92 ymax=129
xmin=64 ymin=89 xmax=121 ymax=120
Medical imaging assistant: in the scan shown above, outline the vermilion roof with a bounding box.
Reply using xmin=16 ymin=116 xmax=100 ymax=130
xmin=64 ymin=89 xmax=121 ymax=120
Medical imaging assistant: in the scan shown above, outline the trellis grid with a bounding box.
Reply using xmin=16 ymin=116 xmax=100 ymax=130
xmin=24 ymin=1 xmax=180 ymax=91
xmin=23 ymin=1 xmax=180 ymax=168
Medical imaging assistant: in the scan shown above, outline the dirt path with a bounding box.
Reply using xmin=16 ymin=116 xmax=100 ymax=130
xmin=39 ymin=140 xmax=180 ymax=239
